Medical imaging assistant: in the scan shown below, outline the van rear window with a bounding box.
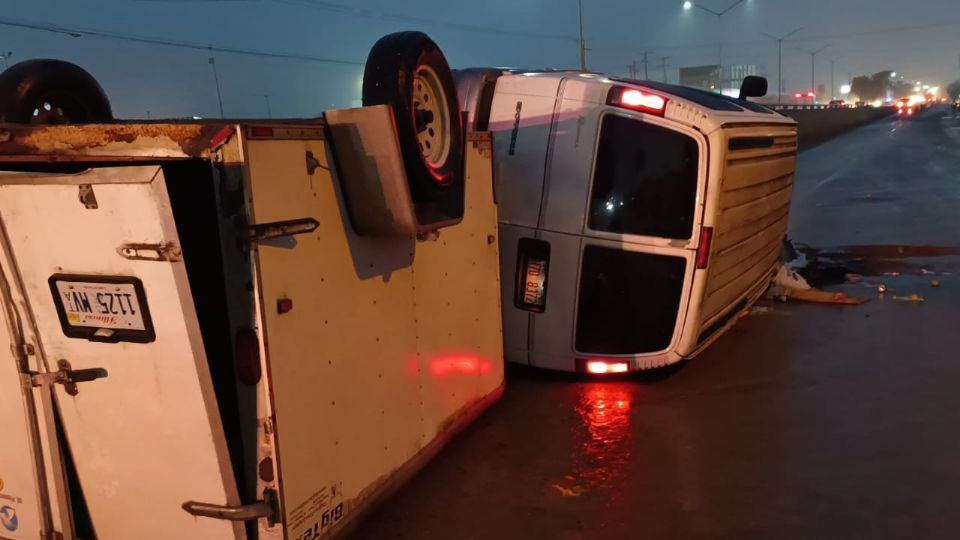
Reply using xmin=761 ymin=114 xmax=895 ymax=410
xmin=588 ymin=114 xmax=699 ymax=240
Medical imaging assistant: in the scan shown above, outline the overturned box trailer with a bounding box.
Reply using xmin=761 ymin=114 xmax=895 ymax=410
xmin=0 ymin=33 xmax=503 ymax=540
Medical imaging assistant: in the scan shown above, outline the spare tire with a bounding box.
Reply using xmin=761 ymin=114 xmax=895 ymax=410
xmin=0 ymin=59 xmax=113 ymax=124
xmin=362 ymin=32 xmax=463 ymax=202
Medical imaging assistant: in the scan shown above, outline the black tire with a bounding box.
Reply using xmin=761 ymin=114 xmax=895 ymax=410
xmin=0 ymin=60 xmax=113 ymax=124
xmin=362 ymin=32 xmax=463 ymax=202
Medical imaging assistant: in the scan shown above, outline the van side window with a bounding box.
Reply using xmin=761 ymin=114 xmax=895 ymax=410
xmin=588 ymin=114 xmax=699 ymax=240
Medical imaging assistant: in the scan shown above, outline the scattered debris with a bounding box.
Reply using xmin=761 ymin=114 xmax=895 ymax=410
xmin=773 ymin=265 xmax=812 ymax=290
xmin=882 ymin=271 xmax=901 ymax=277
xmin=551 ymin=484 xmax=584 ymax=497
xmin=892 ymin=294 xmax=925 ymax=303
xmin=932 ymin=280 xmax=941 ymax=288
xmin=787 ymin=287 xmax=868 ymax=305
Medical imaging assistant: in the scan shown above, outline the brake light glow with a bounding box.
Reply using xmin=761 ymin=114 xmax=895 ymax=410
xmin=806 ymin=91 xmax=816 ymax=98
xmin=586 ymin=361 xmax=630 ymax=374
xmin=793 ymin=93 xmax=802 ymax=99
xmin=696 ymin=226 xmax=714 ymax=269
xmin=897 ymin=101 xmax=904 ymax=108
xmin=608 ymin=86 xmax=667 ymax=116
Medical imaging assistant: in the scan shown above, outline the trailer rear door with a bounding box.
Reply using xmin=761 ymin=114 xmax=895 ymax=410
xmin=0 ymin=166 xmax=242 ymax=540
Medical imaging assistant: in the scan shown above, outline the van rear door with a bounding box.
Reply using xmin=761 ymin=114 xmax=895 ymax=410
xmin=0 ymin=166 xmax=242 ymax=540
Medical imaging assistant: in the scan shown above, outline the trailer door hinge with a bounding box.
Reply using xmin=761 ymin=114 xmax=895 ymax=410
xmin=182 ymin=489 xmax=280 ymax=527
xmin=30 ymin=359 xmax=108 ymax=396
xmin=249 ymin=218 xmax=319 ymax=242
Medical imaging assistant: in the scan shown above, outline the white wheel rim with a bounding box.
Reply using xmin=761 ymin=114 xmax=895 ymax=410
xmin=413 ymin=65 xmax=451 ymax=169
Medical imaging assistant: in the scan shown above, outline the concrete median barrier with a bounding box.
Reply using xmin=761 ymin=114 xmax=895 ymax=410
xmin=772 ymin=106 xmax=896 ymax=150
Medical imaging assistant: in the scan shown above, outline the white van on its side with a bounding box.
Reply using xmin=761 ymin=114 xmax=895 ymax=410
xmin=457 ymin=70 xmax=798 ymax=373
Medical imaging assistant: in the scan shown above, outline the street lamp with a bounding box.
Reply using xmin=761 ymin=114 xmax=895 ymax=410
xmin=802 ymin=44 xmax=830 ymax=102
xmin=761 ymin=27 xmax=803 ymax=104
xmin=682 ymin=0 xmax=747 ymax=90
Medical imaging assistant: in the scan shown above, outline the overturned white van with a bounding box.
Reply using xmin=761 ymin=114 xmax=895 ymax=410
xmin=0 ymin=33 xmax=503 ymax=540
xmin=456 ymin=70 xmax=798 ymax=373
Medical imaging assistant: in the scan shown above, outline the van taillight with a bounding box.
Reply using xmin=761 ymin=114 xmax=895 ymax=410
xmin=585 ymin=360 xmax=630 ymax=374
xmin=696 ymin=227 xmax=714 ymax=269
xmin=235 ymin=328 xmax=262 ymax=385
xmin=607 ymin=86 xmax=667 ymax=116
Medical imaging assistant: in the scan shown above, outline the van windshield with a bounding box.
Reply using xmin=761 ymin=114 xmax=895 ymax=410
xmin=587 ymin=114 xmax=700 ymax=240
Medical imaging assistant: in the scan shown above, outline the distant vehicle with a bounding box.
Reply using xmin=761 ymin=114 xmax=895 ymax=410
xmin=457 ymin=71 xmax=798 ymax=373
xmin=896 ymin=97 xmax=917 ymax=116
xmin=829 ymin=99 xmax=846 ymax=108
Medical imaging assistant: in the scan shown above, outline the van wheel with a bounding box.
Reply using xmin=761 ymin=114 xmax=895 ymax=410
xmin=362 ymin=32 xmax=463 ymax=200
xmin=0 ymin=60 xmax=113 ymax=124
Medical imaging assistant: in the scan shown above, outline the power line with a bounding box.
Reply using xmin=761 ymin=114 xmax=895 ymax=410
xmin=593 ymin=18 xmax=960 ymax=55
xmin=273 ymin=0 xmax=577 ymax=43
xmin=0 ymin=16 xmax=364 ymax=65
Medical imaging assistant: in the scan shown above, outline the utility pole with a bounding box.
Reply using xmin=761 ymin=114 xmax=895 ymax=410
xmin=830 ymin=59 xmax=837 ymax=101
xmin=263 ymin=94 xmax=273 ymax=118
xmin=761 ymin=27 xmax=803 ymax=105
xmin=642 ymin=51 xmax=650 ymax=80
xmin=656 ymin=56 xmax=670 ymax=83
xmin=1 ymin=51 xmax=12 ymax=70
xmin=578 ymin=0 xmax=587 ymax=71
xmin=627 ymin=61 xmax=637 ymax=79
xmin=208 ymin=56 xmax=225 ymax=118
xmin=805 ymin=44 xmax=830 ymax=101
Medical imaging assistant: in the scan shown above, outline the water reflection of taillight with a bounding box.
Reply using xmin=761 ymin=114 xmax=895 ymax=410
xmin=573 ymin=385 xmax=634 ymax=487
xmin=235 ymin=328 xmax=262 ymax=385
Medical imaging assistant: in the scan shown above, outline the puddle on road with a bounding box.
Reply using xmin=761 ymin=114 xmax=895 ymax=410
xmin=796 ymin=244 xmax=959 ymax=287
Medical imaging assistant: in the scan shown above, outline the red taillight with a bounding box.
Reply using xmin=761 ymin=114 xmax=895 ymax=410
xmin=696 ymin=226 xmax=714 ymax=269
xmin=235 ymin=328 xmax=262 ymax=385
xmin=897 ymin=101 xmax=904 ymax=108
xmin=908 ymin=108 xmax=913 ymax=115
xmin=806 ymin=91 xmax=816 ymax=98
xmin=608 ymin=86 xmax=667 ymax=116
xmin=586 ymin=360 xmax=630 ymax=374
xmin=793 ymin=93 xmax=802 ymax=99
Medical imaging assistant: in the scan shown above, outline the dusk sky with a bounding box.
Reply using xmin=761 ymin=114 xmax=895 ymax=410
xmin=2 ymin=0 xmax=958 ymax=118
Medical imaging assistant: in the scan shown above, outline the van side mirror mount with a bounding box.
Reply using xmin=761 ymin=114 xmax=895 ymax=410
xmin=739 ymin=76 xmax=768 ymax=100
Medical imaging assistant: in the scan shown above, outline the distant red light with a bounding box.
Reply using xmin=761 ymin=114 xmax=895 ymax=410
xmin=793 ymin=93 xmax=802 ymax=99
xmin=806 ymin=91 xmax=816 ymax=98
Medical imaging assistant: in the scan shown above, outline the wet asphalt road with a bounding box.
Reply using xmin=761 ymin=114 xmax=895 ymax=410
xmin=350 ymin=105 xmax=960 ymax=539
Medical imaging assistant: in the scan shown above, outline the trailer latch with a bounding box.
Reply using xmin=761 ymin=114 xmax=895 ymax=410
xmin=30 ymin=359 xmax=108 ymax=396
xmin=117 ymin=242 xmax=183 ymax=262
xmin=249 ymin=218 xmax=319 ymax=242
xmin=182 ymin=489 xmax=280 ymax=527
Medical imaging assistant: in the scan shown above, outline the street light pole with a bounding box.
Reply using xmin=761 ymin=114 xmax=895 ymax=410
xmin=761 ymin=27 xmax=803 ymax=104
xmin=805 ymin=44 xmax=830 ymax=100
xmin=263 ymin=94 xmax=273 ymax=119
xmin=208 ymin=56 xmax=225 ymax=118
xmin=683 ymin=0 xmax=746 ymax=90
xmin=578 ymin=0 xmax=587 ymax=71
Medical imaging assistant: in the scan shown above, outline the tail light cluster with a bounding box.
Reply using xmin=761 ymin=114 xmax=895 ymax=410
xmin=580 ymin=359 xmax=631 ymax=374
xmin=607 ymin=86 xmax=668 ymax=116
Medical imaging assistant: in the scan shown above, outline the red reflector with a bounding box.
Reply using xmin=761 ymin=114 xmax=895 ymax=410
xmin=235 ymin=328 xmax=262 ymax=385
xmin=696 ymin=226 xmax=714 ymax=269
xmin=277 ymin=298 xmax=294 ymax=314
xmin=586 ymin=361 xmax=630 ymax=374
xmin=250 ymin=126 xmax=275 ymax=138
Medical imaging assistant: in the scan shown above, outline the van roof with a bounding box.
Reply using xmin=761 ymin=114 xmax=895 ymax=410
xmin=497 ymin=71 xmax=795 ymax=131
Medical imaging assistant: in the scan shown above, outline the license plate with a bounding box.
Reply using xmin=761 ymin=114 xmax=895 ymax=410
xmin=522 ymin=259 xmax=548 ymax=307
xmin=49 ymin=275 xmax=155 ymax=343
xmin=515 ymin=238 xmax=551 ymax=313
